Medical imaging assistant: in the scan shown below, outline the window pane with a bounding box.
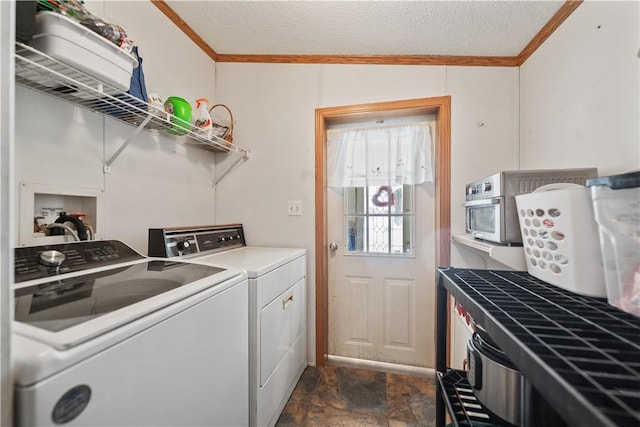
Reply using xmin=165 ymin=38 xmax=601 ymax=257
xmin=367 ymin=215 xmax=389 ymax=253
xmin=404 ymin=215 xmax=413 ymax=253
xmin=345 ymin=187 xmax=366 ymax=215
xmin=346 ymin=215 xmax=366 ymax=252
xmin=368 ymin=186 xmax=391 ymax=215
xmin=390 ymin=214 xmax=413 ymax=254
xmin=344 ymin=185 xmax=414 ymax=256
xmin=397 ymin=185 xmax=413 ymax=214
xmin=390 ymin=216 xmax=403 ymax=254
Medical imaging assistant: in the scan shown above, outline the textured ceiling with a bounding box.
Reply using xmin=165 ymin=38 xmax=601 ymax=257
xmin=165 ymin=0 xmax=566 ymax=57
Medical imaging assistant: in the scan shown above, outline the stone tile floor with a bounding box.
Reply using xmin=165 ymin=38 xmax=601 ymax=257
xmin=276 ymin=365 xmax=436 ymax=426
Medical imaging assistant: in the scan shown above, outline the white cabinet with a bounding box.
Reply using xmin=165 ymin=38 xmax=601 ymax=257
xmin=258 ymin=278 xmax=306 ymax=426
xmin=253 ymin=254 xmax=306 ymax=427
xmin=260 ymin=278 xmax=305 ymax=386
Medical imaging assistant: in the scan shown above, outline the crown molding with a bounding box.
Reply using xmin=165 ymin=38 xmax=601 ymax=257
xmin=517 ymin=0 xmax=583 ymax=65
xmin=213 ymin=54 xmax=520 ymax=67
xmin=154 ymin=0 xmax=582 ymax=68
xmin=151 ymin=0 xmax=218 ymax=62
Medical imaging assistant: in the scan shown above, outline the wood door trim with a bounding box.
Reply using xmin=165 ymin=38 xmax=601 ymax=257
xmin=315 ymin=97 xmax=451 ymax=367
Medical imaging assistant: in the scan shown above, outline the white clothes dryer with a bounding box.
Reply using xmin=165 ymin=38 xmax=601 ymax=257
xmin=149 ymin=224 xmax=307 ymax=427
xmin=13 ymin=239 xmax=249 ymax=427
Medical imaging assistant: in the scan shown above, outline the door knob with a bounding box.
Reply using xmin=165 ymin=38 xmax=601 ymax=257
xmin=329 ymin=242 xmax=339 ymax=252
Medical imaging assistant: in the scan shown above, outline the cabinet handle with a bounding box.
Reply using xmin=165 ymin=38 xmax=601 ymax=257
xmin=282 ymin=294 xmax=294 ymax=309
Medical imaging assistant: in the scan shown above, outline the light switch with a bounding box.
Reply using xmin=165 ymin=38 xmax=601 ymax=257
xmin=288 ymin=200 xmax=302 ymax=216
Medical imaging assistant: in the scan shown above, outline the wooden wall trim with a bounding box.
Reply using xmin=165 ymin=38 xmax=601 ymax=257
xmin=151 ymin=0 xmax=218 ymax=62
xmin=314 ymin=108 xmax=328 ymax=367
xmin=215 ymin=54 xmax=519 ymax=67
xmin=517 ymin=0 xmax=583 ymax=65
xmin=435 ymin=97 xmax=452 ymax=268
xmin=315 ymin=96 xmax=451 ymax=367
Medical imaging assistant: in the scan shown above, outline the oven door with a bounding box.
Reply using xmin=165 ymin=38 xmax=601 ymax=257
xmin=465 ymin=197 xmax=505 ymax=243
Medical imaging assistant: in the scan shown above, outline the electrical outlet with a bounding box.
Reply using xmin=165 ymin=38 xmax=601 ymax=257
xmin=287 ymin=200 xmax=302 ymax=216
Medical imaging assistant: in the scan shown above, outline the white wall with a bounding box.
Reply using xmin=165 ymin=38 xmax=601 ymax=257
xmin=14 ymin=0 xmax=219 ymax=253
xmin=447 ymin=66 xmax=521 ymax=270
xmin=0 ymin=2 xmax=15 ymax=425
xmin=214 ymin=63 xmax=520 ymax=364
xmin=520 ymin=0 xmax=640 ymax=176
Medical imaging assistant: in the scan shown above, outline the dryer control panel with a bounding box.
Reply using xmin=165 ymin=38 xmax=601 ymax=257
xmin=148 ymin=224 xmax=246 ymax=258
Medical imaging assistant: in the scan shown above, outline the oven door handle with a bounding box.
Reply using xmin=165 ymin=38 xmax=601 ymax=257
xmin=464 ymin=197 xmax=501 ymax=207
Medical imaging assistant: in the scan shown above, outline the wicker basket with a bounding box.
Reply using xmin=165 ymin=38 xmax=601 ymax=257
xmin=208 ymin=104 xmax=234 ymax=143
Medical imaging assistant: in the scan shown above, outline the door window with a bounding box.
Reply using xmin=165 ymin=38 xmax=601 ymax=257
xmin=345 ymin=184 xmax=414 ymax=255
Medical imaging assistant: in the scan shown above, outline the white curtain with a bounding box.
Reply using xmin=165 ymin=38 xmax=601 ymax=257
xmin=327 ymin=122 xmax=433 ymax=187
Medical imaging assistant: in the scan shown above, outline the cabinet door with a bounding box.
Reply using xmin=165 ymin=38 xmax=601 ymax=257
xmin=259 ymin=277 xmax=305 ymax=386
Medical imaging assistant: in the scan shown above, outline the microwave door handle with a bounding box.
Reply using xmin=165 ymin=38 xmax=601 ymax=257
xmin=465 ymin=197 xmax=501 ymax=207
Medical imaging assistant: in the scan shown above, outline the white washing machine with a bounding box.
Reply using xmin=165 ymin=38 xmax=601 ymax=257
xmin=13 ymin=239 xmax=249 ymax=427
xmin=149 ymin=224 xmax=307 ymax=427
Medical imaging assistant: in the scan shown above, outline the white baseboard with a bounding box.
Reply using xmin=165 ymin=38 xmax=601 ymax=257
xmin=327 ymin=355 xmax=435 ymax=378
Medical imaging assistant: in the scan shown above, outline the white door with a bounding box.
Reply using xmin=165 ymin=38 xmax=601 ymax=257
xmin=327 ymin=175 xmax=436 ymax=368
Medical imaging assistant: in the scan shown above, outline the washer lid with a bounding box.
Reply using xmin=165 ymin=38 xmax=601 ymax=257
xmin=13 ymin=259 xmax=235 ymax=349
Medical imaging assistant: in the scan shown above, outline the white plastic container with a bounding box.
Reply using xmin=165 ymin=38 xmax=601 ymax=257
xmin=587 ymin=171 xmax=640 ymax=317
xmin=193 ymin=98 xmax=213 ymax=138
xmin=515 ymin=183 xmax=606 ymax=297
xmin=30 ymin=12 xmax=138 ymax=91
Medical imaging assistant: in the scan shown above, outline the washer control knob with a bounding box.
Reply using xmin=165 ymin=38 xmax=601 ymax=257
xmin=39 ymin=250 xmax=66 ymax=267
xmin=176 ymin=240 xmax=190 ymax=251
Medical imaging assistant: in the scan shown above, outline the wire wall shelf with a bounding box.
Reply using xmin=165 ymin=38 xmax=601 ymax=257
xmin=14 ymin=42 xmax=249 ymax=166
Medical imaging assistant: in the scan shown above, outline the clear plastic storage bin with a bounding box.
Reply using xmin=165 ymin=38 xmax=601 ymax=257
xmin=587 ymin=171 xmax=640 ymax=317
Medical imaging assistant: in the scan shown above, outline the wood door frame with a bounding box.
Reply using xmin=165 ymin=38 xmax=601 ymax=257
xmin=315 ymin=96 xmax=452 ymax=367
